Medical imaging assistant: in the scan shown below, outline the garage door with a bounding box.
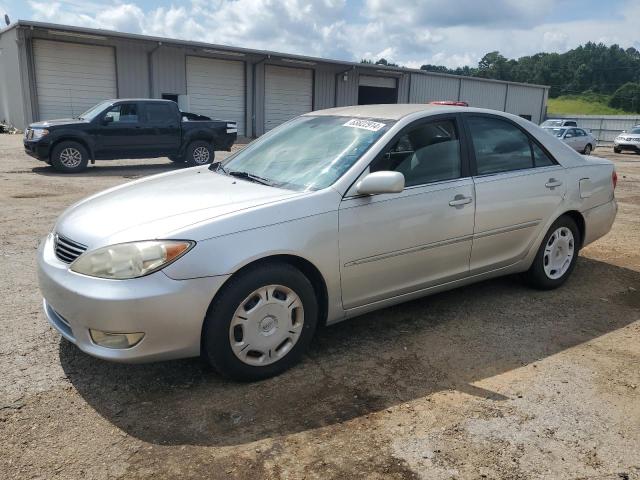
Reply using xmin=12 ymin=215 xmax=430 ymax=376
xmin=186 ymin=56 xmax=245 ymax=136
xmin=265 ymin=65 xmax=313 ymax=132
xmin=33 ymin=40 xmax=117 ymax=120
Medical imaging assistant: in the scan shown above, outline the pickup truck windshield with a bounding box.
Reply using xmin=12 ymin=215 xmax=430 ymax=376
xmin=221 ymin=115 xmax=393 ymax=191
xmin=78 ymin=101 xmax=112 ymax=120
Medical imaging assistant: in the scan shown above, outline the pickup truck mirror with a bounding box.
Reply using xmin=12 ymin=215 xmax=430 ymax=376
xmin=101 ymin=116 xmax=114 ymax=125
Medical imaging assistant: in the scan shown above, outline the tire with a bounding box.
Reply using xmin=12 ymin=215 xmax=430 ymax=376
xmin=524 ymin=215 xmax=580 ymax=290
xmin=583 ymin=144 xmax=592 ymax=155
xmin=185 ymin=141 xmax=214 ymax=167
xmin=614 ymin=147 xmax=621 ymax=154
xmin=168 ymin=155 xmax=184 ymax=163
xmin=202 ymin=263 xmax=318 ymax=381
xmin=50 ymin=141 xmax=89 ymax=173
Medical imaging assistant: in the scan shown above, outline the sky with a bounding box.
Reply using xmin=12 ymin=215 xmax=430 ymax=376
xmin=1 ymin=0 xmax=638 ymax=69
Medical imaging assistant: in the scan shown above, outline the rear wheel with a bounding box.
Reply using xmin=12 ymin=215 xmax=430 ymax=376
xmin=202 ymin=263 xmax=318 ymax=381
xmin=51 ymin=141 xmax=89 ymax=173
xmin=583 ymin=143 xmax=592 ymax=155
xmin=185 ymin=141 xmax=214 ymax=167
xmin=524 ymin=215 xmax=580 ymax=290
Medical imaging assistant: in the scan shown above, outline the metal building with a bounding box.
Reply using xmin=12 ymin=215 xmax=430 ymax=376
xmin=0 ymin=20 xmax=549 ymax=134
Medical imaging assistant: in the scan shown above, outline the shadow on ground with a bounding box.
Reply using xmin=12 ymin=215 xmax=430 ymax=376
xmin=31 ymin=161 xmax=179 ymax=178
xmin=60 ymin=257 xmax=640 ymax=447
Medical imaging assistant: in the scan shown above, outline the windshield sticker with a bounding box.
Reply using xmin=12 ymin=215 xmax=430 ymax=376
xmin=343 ymin=119 xmax=386 ymax=131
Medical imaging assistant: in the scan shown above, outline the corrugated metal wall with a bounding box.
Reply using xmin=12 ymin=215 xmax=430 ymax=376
xmin=335 ymin=69 xmax=359 ymax=107
xmin=409 ymin=74 xmax=460 ymax=103
xmin=151 ymin=47 xmax=186 ymax=97
xmin=116 ymin=42 xmax=150 ymax=98
xmin=505 ymin=84 xmax=544 ymax=123
xmin=397 ymin=74 xmax=410 ymax=103
xmin=0 ymin=28 xmax=27 ymax=128
xmin=460 ymin=78 xmax=507 ymax=110
xmin=314 ymin=68 xmax=335 ymax=110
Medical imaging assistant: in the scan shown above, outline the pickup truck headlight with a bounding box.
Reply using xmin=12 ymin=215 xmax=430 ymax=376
xmin=70 ymin=240 xmax=194 ymax=279
xmin=30 ymin=128 xmax=49 ymax=140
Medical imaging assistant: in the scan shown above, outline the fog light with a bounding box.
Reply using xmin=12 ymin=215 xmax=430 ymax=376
xmin=89 ymin=329 xmax=144 ymax=349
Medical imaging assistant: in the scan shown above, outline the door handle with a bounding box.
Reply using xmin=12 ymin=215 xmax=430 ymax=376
xmin=545 ymin=178 xmax=563 ymax=189
xmin=449 ymin=195 xmax=473 ymax=207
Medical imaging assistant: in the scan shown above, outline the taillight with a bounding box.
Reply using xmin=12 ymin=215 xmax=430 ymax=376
xmin=612 ymin=170 xmax=618 ymax=189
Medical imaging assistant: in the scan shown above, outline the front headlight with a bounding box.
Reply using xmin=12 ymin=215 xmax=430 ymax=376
xmin=31 ymin=128 xmax=49 ymax=140
xmin=70 ymin=240 xmax=194 ymax=279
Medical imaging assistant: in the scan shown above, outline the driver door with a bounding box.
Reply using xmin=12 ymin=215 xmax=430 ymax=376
xmin=338 ymin=115 xmax=475 ymax=310
xmin=93 ymin=102 xmax=149 ymax=158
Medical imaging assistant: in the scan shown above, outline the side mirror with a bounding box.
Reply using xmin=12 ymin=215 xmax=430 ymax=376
xmin=356 ymin=171 xmax=405 ymax=195
xmin=102 ymin=116 xmax=114 ymax=125
xmin=564 ymin=134 xmax=573 ymax=138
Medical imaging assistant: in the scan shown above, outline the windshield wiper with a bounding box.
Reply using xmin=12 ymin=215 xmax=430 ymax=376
xmin=226 ymin=170 xmax=273 ymax=186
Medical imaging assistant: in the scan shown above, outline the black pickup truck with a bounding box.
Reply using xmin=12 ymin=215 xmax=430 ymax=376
xmin=23 ymin=99 xmax=237 ymax=173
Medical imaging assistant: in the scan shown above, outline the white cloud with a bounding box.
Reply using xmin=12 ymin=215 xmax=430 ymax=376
xmin=20 ymin=0 xmax=640 ymax=69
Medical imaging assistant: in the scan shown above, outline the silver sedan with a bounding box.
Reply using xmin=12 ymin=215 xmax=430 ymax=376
xmin=544 ymin=127 xmax=596 ymax=155
xmin=38 ymin=105 xmax=618 ymax=380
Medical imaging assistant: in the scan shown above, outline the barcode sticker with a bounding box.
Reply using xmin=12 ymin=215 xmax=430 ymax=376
xmin=343 ymin=119 xmax=386 ymax=131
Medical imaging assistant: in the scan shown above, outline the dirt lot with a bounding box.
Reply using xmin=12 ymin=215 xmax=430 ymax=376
xmin=1 ymin=134 xmax=639 ymax=480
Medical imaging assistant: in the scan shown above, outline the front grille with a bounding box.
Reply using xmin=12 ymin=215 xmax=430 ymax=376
xmin=54 ymin=234 xmax=87 ymax=263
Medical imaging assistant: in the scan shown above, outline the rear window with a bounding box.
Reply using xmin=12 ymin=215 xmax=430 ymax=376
xmin=145 ymin=103 xmax=176 ymax=124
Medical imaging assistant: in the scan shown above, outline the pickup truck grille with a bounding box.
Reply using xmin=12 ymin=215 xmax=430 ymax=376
xmin=54 ymin=234 xmax=87 ymax=263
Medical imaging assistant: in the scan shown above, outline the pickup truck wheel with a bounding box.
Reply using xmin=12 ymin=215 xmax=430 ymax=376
xmin=185 ymin=141 xmax=214 ymax=167
xmin=51 ymin=141 xmax=89 ymax=173
xmin=614 ymin=147 xmax=621 ymax=154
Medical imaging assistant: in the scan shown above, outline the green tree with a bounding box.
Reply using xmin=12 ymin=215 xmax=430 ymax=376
xmin=609 ymin=82 xmax=640 ymax=113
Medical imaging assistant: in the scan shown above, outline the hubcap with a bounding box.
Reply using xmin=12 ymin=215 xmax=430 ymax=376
xmin=229 ymin=285 xmax=304 ymax=366
xmin=543 ymin=227 xmax=575 ymax=280
xmin=192 ymin=146 xmax=210 ymax=164
xmin=59 ymin=148 xmax=82 ymax=168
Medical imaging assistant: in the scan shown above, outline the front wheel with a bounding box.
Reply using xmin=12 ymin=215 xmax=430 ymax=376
xmin=583 ymin=144 xmax=592 ymax=155
xmin=185 ymin=141 xmax=214 ymax=167
xmin=51 ymin=141 xmax=89 ymax=173
xmin=202 ymin=263 xmax=318 ymax=381
xmin=524 ymin=216 xmax=580 ymax=290
xmin=614 ymin=147 xmax=621 ymax=154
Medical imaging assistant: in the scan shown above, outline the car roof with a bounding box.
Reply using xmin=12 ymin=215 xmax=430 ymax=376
xmin=305 ymin=104 xmax=519 ymax=120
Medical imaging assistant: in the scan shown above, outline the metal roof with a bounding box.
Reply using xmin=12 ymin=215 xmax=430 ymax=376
xmin=2 ymin=19 xmax=550 ymax=90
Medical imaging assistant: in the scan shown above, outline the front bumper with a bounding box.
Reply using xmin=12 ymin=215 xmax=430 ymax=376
xmin=614 ymin=141 xmax=640 ymax=152
xmin=37 ymin=234 xmax=230 ymax=362
xmin=23 ymin=139 xmax=51 ymax=160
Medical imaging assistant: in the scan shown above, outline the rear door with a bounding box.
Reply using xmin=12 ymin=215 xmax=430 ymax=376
xmin=464 ymin=114 xmax=566 ymax=273
xmin=142 ymin=102 xmax=181 ymax=156
xmin=339 ymin=115 xmax=475 ymax=309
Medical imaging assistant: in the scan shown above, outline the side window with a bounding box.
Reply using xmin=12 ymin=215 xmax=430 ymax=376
xmin=576 ymin=129 xmax=586 ymax=136
xmin=566 ymin=121 xmax=577 ymax=127
xmin=104 ymin=103 xmax=138 ymax=124
xmin=145 ymin=104 xmax=176 ymax=124
xmin=532 ymin=143 xmax=554 ymax=168
xmin=467 ymin=116 xmax=532 ymax=175
xmin=371 ymin=119 xmax=461 ymax=187
xmin=565 ymin=129 xmax=577 ymax=137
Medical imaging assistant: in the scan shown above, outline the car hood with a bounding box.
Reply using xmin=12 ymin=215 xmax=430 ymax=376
xmin=29 ymin=118 xmax=89 ymax=128
xmin=55 ymin=167 xmax=304 ymax=246
xmin=617 ymin=133 xmax=640 ymax=139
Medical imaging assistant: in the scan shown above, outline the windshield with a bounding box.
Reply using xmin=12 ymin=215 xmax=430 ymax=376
xmin=541 ymin=120 xmax=563 ymax=128
xmin=550 ymin=128 xmax=566 ymax=138
xmin=220 ymin=115 xmax=394 ymax=191
xmin=78 ymin=101 xmax=112 ymax=120
xmin=631 ymin=128 xmax=640 ymax=135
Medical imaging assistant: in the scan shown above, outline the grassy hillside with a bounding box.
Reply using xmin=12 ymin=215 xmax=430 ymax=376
xmin=547 ymin=94 xmax=633 ymax=115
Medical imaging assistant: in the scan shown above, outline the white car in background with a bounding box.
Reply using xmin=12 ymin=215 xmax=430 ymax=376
xmin=613 ymin=126 xmax=640 ymax=154
xmin=547 ymin=127 xmax=596 ymax=155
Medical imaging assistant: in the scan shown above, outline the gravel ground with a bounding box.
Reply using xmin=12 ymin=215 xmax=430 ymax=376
xmin=0 ymin=135 xmax=639 ymax=480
